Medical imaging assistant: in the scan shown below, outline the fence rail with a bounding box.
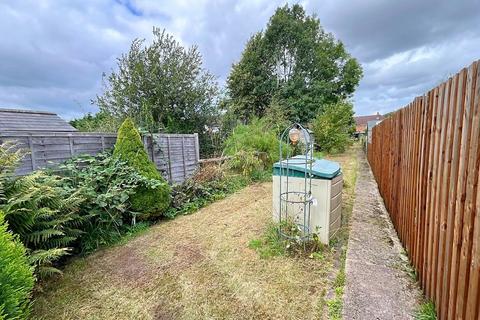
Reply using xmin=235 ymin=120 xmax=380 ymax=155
xmin=367 ymin=59 xmax=480 ymax=320
xmin=0 ymin=131 xmax=199 ymax=184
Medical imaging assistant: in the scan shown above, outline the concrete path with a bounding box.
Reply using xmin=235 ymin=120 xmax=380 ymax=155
xmin=343 ymin=150 xmax=422 ymax=319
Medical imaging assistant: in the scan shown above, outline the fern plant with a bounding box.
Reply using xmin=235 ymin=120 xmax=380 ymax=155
xmin=0 ymin=141 xmax=25 ymax=203
xmin=2 ymin=172 xmax=85 ymax=278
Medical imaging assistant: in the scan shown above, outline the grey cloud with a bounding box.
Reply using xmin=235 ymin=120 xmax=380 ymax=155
xmin=0 ymin=0 xmax=479 ymax=120
xmin=308 ymin=0 xmax=480 ymax=62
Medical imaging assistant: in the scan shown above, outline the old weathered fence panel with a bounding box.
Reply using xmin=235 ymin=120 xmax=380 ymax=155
xmin=0 ymin=131 xmax=199 ymax=184
xmin=367 ymin=59 xmax=480 ymax=320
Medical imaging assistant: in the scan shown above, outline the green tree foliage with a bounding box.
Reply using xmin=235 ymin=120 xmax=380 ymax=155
xmin=0 ymin=211 xmax=35 ymax=320
xmin=312 ymin=100 xmax=355 ymax=153
xmin=69 ymin=111 xmax=120 ymax=133
xmin=95 ymin=27 xmax=219 ymax=155
xmin=226 ymin=4 xmax=362 ymax=123
xmin=223 ymin=118 xmax=290 ymax=176
xmin=3 ymin=172 xmax=85 ymax=278
xmin=113 ymin=118 xmax=171 ymax=219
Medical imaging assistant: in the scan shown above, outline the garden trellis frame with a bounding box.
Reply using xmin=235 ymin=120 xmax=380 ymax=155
xmin=278 ymin=123 xmax=314 ymax=241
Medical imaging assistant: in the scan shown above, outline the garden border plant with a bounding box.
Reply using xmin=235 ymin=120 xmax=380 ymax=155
xmin=0 ymin=211 xmax=35 ymax=319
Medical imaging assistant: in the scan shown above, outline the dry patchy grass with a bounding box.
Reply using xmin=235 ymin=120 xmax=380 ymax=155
xmin=32 ymin=145 xmax=360 ymax=320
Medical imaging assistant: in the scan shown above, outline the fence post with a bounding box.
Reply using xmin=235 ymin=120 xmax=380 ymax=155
xmin=28 ymin=135 xmax=36 ymax=170
xmin=68 ymin=136 xmax=74 ymax=156
xmin=194 ymin=133 xmax=200 ymax=163
xmin=181 ymin=137 xmax=187 ymax=179
xmin=150 ymin=135 xmax=156 ymax=165
xmin=166 ymin=136 xmax=172 ymax=183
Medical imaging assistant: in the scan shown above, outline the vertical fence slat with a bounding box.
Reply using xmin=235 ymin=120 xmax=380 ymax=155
xmin=426 ymin=85 xmax=441 ymax=298
xmin=435 ymin=77 xmax=453 ymax=313
xmin=448 ymin=61 xmax=478 ymax=320
xmin=441 ymin=68 xmax=467 ymax=319
xmin=455 ymin=61 xmax=480 ymax=320
xmin=465 ymin=65 xmax=480 ymax=320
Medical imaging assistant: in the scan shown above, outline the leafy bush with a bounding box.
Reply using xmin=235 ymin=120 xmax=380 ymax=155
xmin=0 ymin=211 xmax=35 ymax=319
xmin=58 ymin=151 xmax=163 ymax=252
xmin=224 ymin=118 xmax=289 ymax=177
xmin=113 ymin=118 xmax=171 ymax=219
xmin=2 ymin=172 xmax=85 ymax=277
xmin=311 ymin=101 xmax=355 ymax=153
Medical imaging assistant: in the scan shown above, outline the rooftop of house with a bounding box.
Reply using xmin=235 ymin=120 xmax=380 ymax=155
xmin=354 ymin=112 xmax=384 ymax=126
xmin=0 ymin=108 xmax=77 ymax=132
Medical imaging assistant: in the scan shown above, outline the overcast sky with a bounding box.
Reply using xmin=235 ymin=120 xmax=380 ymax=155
xmin=1 ymin=0 xmax=479 ymax=120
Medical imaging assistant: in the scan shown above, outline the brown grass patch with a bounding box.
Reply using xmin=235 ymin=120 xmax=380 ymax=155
xmin=32 ymin=146 xmax=360 ymax=320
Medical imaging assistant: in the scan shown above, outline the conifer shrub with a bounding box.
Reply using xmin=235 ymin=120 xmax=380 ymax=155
xmin=113 ymin=118 xmax=171 ymax=219
xmin=0 ymin=211 xmax=35 ymax=319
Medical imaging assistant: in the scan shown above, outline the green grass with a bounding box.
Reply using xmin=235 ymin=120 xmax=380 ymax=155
xmin=248 ymin=222 xmax=286 ymax=259
xmin=326 ymin=249 xmax=347 ymax=320
xmin=414 ymin=301 xmax=437 ymax=320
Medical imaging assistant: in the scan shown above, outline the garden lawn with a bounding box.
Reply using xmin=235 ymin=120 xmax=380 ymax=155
xmin=32 ymin=145 xmax=359 ymax=320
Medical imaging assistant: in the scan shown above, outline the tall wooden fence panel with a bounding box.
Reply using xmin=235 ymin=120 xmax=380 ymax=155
xmin=0 ymin=131 xmax=199 ymax=184
xmin=367 ymin=59 xmax=480 ymax=320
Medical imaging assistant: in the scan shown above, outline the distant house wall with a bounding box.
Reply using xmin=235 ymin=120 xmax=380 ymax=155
xmin=354 ymin=112 xmax=384 ymax=134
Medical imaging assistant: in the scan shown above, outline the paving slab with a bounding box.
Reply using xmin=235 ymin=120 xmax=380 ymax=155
xmin=343 ymin=150 xmax=422 ymax=320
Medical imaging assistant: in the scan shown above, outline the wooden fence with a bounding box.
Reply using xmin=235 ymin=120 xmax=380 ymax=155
xmin=0 ymin=131 xmax=199 ymax=184
xmin=367 ymin=60 xmax=480 ymax=320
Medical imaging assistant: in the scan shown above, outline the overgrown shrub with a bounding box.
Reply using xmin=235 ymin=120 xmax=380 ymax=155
xmin=2 ymin=172 xmax=85 ymax=277
xmin=0 ymin=211 xmax=35 ymax=319
xmin=58 ymin=151 xmax=163 ymax=252
xmin=113 ymin=118 xmax=171 ymax=219
xmin=311 ymin=101 xmax=355 ymax=153
xmin=224 ymin=118 xmax=288 ymax=176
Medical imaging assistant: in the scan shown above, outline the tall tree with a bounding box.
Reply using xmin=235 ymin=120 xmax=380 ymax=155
xmin=226 ymin=4 xmax=363 ymax=123
xmin=95 ymin=27 xmax=219 ymax=138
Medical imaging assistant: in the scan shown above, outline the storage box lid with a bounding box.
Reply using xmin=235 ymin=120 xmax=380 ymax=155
xmin=272 ymin=155 xmax=341 ymax=179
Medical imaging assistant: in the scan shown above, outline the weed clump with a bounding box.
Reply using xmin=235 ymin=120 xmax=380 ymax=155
xmin=414 ymin=301 xmax=437 ymax=320
xmin=248 ymin=221 xmax=327 ymax=259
